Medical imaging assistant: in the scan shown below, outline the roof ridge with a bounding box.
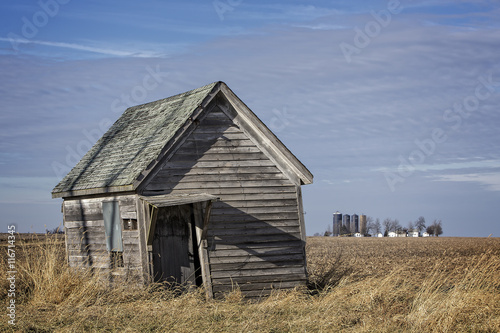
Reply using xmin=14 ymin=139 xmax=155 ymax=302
xmin=127 ymin=81 xmax=220 ymax=111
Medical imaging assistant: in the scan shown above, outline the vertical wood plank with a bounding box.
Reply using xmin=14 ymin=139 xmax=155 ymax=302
xmin=136 ymin=196 xmax=149 ymax=284
xmin=193 ymin=202 xmax=213 ymax=298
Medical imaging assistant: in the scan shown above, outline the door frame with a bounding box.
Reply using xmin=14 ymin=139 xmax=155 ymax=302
xmin=142 ymin=195 xmax=215 ymax=298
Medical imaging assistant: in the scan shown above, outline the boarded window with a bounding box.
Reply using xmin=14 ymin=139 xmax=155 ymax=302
xmin=102 ymin=201 xmax=123 ymax=252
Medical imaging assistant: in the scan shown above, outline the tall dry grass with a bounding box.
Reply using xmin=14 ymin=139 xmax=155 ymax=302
xmin=1 ymin=235 xmax=499 ymax=332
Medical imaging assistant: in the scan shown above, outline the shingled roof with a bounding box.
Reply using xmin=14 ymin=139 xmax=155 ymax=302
xmin=52 ymin=81 xmax=313 ymax=198
xmin=52 ymin=82 xmax=218 ymax=197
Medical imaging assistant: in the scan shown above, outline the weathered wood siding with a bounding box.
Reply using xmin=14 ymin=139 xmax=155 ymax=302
xmin=63 ymin=194 xmax=145 ymax=282
xmin=143 ymin=106 xmax=307 ymax=297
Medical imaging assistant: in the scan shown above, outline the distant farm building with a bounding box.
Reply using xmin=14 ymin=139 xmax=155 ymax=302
xmin=388 ymin=232 xmax=397 ymax=238
xmin=52 ymin=81 xmax=313 ymax=298
xmin=408 ymin=230 xmax=419 ymax=237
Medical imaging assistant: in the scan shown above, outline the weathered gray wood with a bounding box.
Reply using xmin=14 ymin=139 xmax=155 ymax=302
xmin=176 ymin=146 xmax=262 ymax=155
xmin=159 ymin=166 xmax=282 ymax=177
xmin=153 ymin=172 xmax=288 ymax=184
xmin=209 ymin=253 xmax=305 ymax=265
xmin=211 ymin=232 xmax=302 ymax=244
xmin=147 ymin=179 xmax=294 ymax=191
xmin=212 ymin=280 xmax=302 ymax=293
xmin=146 ymin=205 xmax=158 ymax=246
xmin=64 ymin=195 xmax=136 ymax=206
xmin=210 ymin=206 xmax=298 ymax=216
xmin=210 ymin=260 xmax=305 ymax=272
xmin=211 ymin=277 xmax=307 ymax=291
xmin=210 ymin=266 xmax=306 ymax=279
xmin=193 ymin=202 xmax=213 ymax=298
xmin=208 ymin=219 xmax=300 ymax=229
xmin=152 ymin=160 xmax=278 ymax=172
xmin=189 ymin=132 xmax=249 ymax=141
xmin=209 ymin=240 xmax=303 ymax=251
xmin=191 ymin=125 xmax=242 ymax=134
xmin=207 ymin=226 xmax=300 ymax=237
xmin=212 ymin=274 xmax=306 ymax=286
xmin=65 ymin=220 xmax=104 ymax=228
xmin=63 ymin=195 xmax=137 ymax=222
xmin=142 ymin=186 xmax=297 ymax=197
xmin=136 ymin=197 xmax=150 ymax=284
xmin=208 ymin=248 xmax=304 ymax=260
xmin=182 ymin=138 xmax=256 ymax=149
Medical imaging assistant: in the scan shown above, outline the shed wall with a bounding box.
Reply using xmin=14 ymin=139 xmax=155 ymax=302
xmin=63 ymin=194 xmax=145 ymax=282
xmin=143 ymin=107 xmax=307 ymax=297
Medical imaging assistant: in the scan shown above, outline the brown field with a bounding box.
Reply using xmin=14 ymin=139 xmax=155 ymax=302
xmin=1 ymin=235 xmax=499 ymax=332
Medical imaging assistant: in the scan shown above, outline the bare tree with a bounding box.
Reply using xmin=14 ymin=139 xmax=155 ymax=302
xmin=324 ymin=224 xmax=332 ymax=237
xmin=383 ymin=218 xmax=392 ymax=236
xmin=432 ymin=219 xmax=443 ymax=236
xmin=390 ymin=219 xmax=401 ymax=232
xmin=365 ymin=216 xmax=374 ymax=235
xmin=426 ymin=219 xmax=443 ymax=236
xmin=408 ymin=221 xmax=415 ymax=231
xmin=415 ymin=216 xmax=426 ymax=232
xmin=363 ymin=216 xmax=373 ymax=235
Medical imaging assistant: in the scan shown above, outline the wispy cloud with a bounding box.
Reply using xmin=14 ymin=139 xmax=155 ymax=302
xmin=432 ymin=172 xmax=500 ymax=191
xmin=376 ymin=160 xmax=500 ymax=174
xmin=0 ymin=37 xmax=168 ymax=58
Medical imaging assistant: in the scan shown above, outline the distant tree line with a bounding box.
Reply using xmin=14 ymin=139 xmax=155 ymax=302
xmin=319 ymin=216 xmax=443 ymax=237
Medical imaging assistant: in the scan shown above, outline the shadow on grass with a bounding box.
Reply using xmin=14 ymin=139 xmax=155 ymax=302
xmin=306 ymin=248 xmax=354 ymax=294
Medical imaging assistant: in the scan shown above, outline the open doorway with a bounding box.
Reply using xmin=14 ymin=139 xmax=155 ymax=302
xmin=151 ymin=204 xmax=202 ymax=287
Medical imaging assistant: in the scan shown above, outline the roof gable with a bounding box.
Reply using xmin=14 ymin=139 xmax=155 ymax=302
xmin=52 ymin=81 xmax=313 ymax=198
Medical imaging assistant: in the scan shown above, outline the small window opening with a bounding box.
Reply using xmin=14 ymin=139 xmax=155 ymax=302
xmin=123 ymin=218 xmax=138 ymax=230
xmin=110 ymin=251 xmax=124 ymax=268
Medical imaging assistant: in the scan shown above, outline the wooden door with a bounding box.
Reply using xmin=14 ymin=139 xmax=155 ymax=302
xmin=151 ymin=204 xmax=198 ymax=286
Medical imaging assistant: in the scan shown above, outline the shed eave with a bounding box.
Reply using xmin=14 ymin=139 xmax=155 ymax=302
xmin=51 ymin=184 xmax=135 ymax=199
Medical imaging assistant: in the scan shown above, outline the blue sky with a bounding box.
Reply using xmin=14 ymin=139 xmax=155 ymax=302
xmin=1 ymin=0 xmax=499 ymax=236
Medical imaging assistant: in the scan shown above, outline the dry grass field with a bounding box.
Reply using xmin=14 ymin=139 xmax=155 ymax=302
xmin=1 ymin=234 xmax=499 ymax=332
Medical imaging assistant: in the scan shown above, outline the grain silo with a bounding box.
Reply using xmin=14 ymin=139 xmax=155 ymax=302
xmin=333 ymin=211 xmax=342 ymax=236
xmin=351 ymin=214 xmax=359 ymax=234
xmin=359 ymin=214 xmax=367 ymax=235
xmin=342 ymin=214 xmax=350 ymax=235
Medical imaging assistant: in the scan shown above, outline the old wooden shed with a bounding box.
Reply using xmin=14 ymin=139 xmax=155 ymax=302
xmin=52 ymin=81 xmax=313 ymax=298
